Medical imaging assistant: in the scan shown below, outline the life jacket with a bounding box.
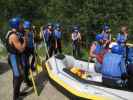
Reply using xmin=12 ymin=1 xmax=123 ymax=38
xmin=101 ymin=32 xmax=110 ymax=41
xmin=127 ymin=47 xmax=133 ymax=63
xmin=43 ymin=29 xmax=52 ymax=42
xmin=54 ymin=29 xmax=62 ymax=39
xmin=5 ymin=31 xmax=21 ymax=54
xmin=43 ymin=28 xmax=55 ymax=47
xmin=102 ymin=52 xmax=127 ymax=78
xmin=94 ymin=42 xmax=104 ymax=54
xmin=117 ymin=33 xmax=127 ymax=44
xmin=27 ymin=31 xmax=34 ymax=48
xmin=17 ymin=32 xmax=24 ymax=44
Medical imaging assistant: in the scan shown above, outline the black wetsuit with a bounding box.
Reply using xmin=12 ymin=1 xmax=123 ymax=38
xmin=6 ymin=31 xmax=24 ymax=100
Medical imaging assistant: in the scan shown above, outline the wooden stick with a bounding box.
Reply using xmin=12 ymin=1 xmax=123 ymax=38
xmin=29 ymin=68 xmax=38 ymax=96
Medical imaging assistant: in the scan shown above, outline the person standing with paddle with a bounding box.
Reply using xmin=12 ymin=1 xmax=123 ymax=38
xmin=43 ymin=23 xmax=56 ymax=58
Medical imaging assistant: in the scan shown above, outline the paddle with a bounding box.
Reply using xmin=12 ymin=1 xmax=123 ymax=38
xmin=41 ymin=26 xmax=50 ymax=59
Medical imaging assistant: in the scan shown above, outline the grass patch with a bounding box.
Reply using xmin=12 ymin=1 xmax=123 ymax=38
xmin=36 ymin=41 xmax=89 ymax=61
xmin=0 ymin=47 xmax=7 ymax=59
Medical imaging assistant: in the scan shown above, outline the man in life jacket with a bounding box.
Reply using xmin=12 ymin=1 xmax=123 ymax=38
xmin=43 ymin=23 xmax=56 ymax=57
xmin=89 ymin=34 xmax=105 ymax=72
xmin=101 ymin=45 xmax=128 ymax=88
xmin=6 ymin=17 xmax=28 ymax=100
xmin=54 ymin=23 xmax=62 ymax=54
xmin=22 ymin=20 xmax=35 ymax=86
xmin=71 ymin=26 xmax=81 ymax=57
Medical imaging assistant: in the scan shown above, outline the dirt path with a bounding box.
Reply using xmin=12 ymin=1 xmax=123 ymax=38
xmin=0 ymin=61 xmax=69 ymax=100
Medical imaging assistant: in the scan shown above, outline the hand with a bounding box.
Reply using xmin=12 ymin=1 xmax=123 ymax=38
xmin=121 ymin=73 xmax=129 ymax=80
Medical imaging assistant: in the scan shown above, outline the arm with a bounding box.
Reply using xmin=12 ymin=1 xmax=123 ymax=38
xmin=9 ymin=34 xmax=27 ymax=53
xmin=78 ymin=32 xmax=81 ymax=40
xmin=89 ymin=43 xmax=97 ymax=58
xmin=120 ymin=58 xmax=127 ymax=74
xmin=72 ymin=33 xmax=75 ymax=41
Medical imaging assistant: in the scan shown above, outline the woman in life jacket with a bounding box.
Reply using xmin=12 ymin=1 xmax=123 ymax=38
xmin=89 ymin=34 xmax=105 ymax=73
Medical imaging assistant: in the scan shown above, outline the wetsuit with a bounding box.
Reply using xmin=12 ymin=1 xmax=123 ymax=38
xmin=54 ymin=29 xmax=62 ymax=54
xmin=26 ymin=31 xmax=35 ymax=71
xmin=6 ymin=31 xmax=24 ymax=100
xmin=72 ymin=32 xmax=81 ymax=57
xmin=43 ymin=28 xmax=56 ymax=57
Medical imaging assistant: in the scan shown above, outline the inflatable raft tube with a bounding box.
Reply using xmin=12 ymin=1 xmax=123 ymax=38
xmin=45 ymin=55 xmax=133 ymax=100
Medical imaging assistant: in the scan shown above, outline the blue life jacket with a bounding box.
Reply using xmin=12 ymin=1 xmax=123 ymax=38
xmin=127 ymin=47 xmax=133 ymax=63
xmin=116 ymin=33 xmax=127 ymax=44
xmin=94 ymin=43 xmax=104 ymax=54
xmin=102 ymin=52 xmax=127 ymax=78
xmin=17 ymin=32 xmax=24 ymax=44
xmin=27 ymin=32 xmax=34 ymax=48
xmin=101 ymin=33 xmax=109 ymax=41
xmin=43 ymin=29 xmax=51 ymax=42
xmin=54 ymin=29 xmax=62 ymax=39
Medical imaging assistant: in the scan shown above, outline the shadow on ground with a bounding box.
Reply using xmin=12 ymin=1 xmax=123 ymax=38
xmin=36 ymin=70 xmax=49 ymax=95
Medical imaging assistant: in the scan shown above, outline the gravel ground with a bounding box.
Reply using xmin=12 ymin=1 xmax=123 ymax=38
xmin=0 ymin=61 xmax=69 ymax=100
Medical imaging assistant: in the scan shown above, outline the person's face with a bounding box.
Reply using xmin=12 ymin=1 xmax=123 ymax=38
xmin=121 ymin=27 xmax=128 ymax=34
xmin=48 ymin=25 xmax=52 ymax=29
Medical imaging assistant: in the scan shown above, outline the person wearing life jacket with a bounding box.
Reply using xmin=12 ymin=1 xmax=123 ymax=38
xmin=71 ymin=26 xmax=81 ymax=57
xmin=22 ymin=20 xmax=35 ymax=86
xmin=89 ymin=34 xmax=105 ymax=72
xmin=54 ymin=23 xmax=62 ymax=54
xmin=89 ymin=34 xmax=105 ymax=62
xmin=116 ymin=26 xmax=128 ymax=58
xmin=101 ymin=45 xmax=128 ymax=88
xmin=6 ymin=17 xmax=28 ymax=100
xmin=101 ymin=24 xmax=111 ymax=48
xmin=43 ymin=23 xmax=56 ymax=57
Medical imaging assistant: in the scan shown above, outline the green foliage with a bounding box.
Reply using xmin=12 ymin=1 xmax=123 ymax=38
xmin=0 ymin=0 xmax=133 ymax=44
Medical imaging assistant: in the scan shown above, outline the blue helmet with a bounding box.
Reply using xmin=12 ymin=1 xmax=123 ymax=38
xmin=73 ymin=26 xmax=79 ymax=30
xmin=9 ymin=17 xmax=20 ymax=29
xmin=54 ymin=23 xmax=60 ymax=29
xmin=96 ymin=34 xmax=103 ymax=41
xmin=111 ymin=45 xmax=123 ymax=55
xmin=73 ymin=26 xmax=79 ymax=32
xmin=23 ymin=20 xmax=31 ymax=29
xmin=102 ymin=24 xmax=110 ymax=31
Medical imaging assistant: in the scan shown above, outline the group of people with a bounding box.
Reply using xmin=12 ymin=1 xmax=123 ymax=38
xmin=89 ymin=24 xmax=133 ymax=89
xmin=6 ymin=17 xmax=35 ymax=100
xmin=42 ymin=23 xmax=82 ymax=58
xmin=6 ymin=16 xmax=133 ymax=100
xmin=42 ymin=23 xmax=62 ymax=58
